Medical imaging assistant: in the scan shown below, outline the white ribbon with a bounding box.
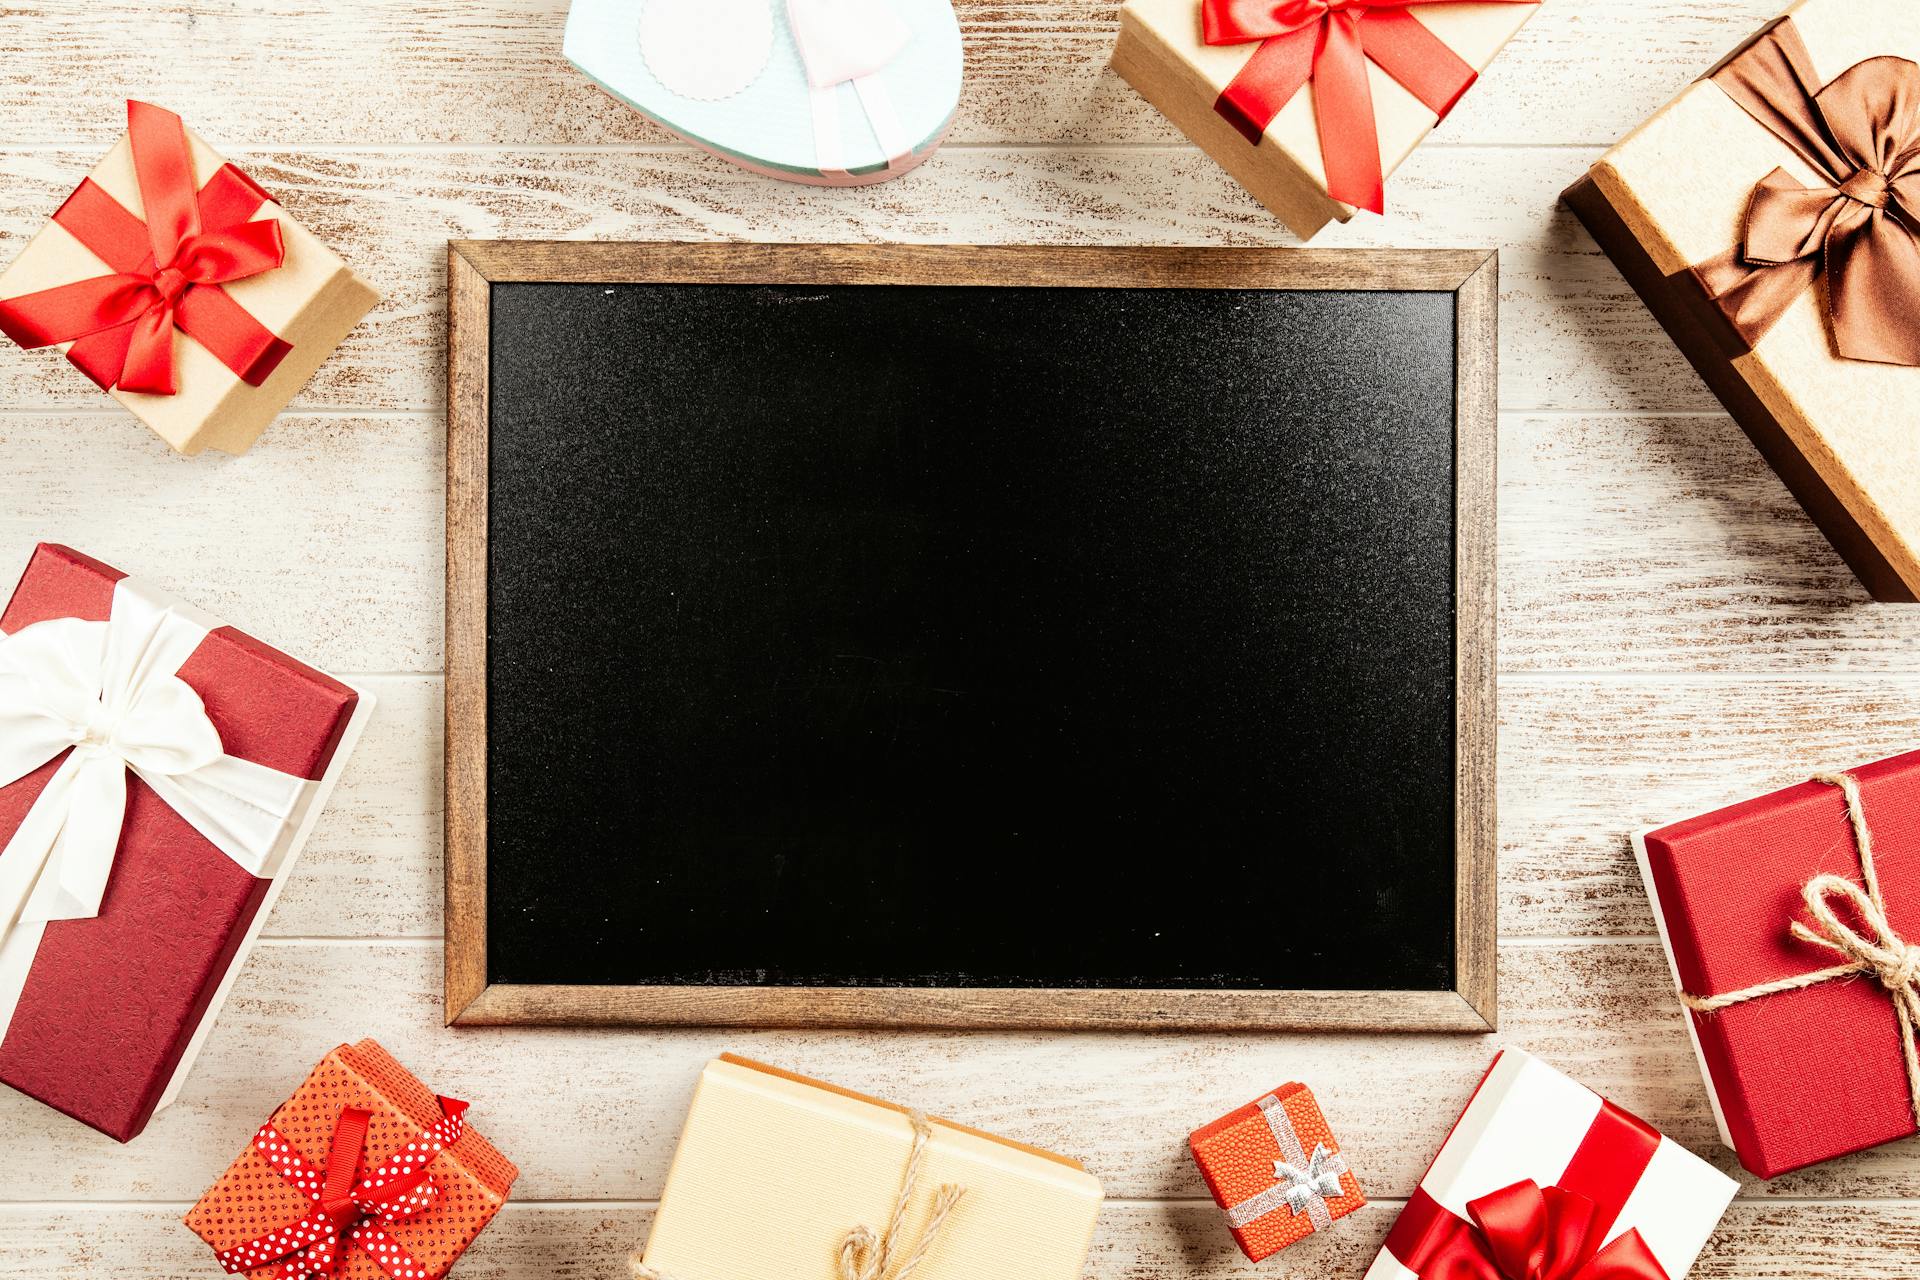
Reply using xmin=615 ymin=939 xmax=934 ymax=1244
xmin=786 ymin=0 xmax=915 ymax=176
xmin=0 ymin=578 xmax=317 ymax=958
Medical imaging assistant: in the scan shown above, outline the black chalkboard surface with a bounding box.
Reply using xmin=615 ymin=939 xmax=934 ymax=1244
xmin=446 ymin=244 xmax=1498 ymax=1032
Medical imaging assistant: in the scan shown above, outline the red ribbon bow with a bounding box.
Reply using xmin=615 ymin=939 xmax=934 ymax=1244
xmin=214 ymin=1095 xmax=469 ymax=1280
xmin=1407 ymin=1181 xmax=1671 ymax=1280
xmin=0 ymin=101 xmax=292 ymax=396
xmin=1201 ymin=0 xmax=1537 ymax=214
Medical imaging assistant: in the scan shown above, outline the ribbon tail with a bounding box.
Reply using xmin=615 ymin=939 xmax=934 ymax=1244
xmin=114 ymin=303 xmax=181 ymax=395
xmin=1215 ymin=25 xmax=1317 ymax=146
xmin=0 ymin=756 xmax=84 ymax=942
xmin=139 ymin=753 xmax=316 ymax=880
xmin=65 ymin=323 xmax=140 ymax=392
xmin=1312 ymin=12 xmax=1386 ymax=214
xmin=20 ymin=752 xmax=129 ymax=924
xmin=174 ymin=283 xmax=294 ymax=387
xmin=1572 ymin=1229 xmax=1672 ymax=1280
xmin=1692 ymin=246 xmax=1822 ymax=351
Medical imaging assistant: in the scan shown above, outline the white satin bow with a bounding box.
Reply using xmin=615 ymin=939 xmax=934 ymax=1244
xmin=785 ymin=0 xmax=915 ymax=173
xmin=0 ymin=581 xmax=313 ymax=947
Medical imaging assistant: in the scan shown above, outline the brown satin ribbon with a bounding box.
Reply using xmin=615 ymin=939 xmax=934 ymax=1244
xmin=1691 ymin=19 xmax=1920 ymax=367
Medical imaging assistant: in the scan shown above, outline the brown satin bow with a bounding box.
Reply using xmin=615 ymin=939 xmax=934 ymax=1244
xmin=1692 ymin=21 xmax=1920 ymax=367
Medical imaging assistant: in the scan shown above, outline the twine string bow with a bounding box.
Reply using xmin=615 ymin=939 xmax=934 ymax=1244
xmin=1678 ymin=771 xmax=1920 ymax=1128
xmin=632 ymin=1109 xmax=966 ymax=1280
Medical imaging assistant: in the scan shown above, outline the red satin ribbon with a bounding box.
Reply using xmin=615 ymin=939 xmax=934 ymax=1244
xmin=213 ymin=1096 xmax=469 ymax=1280
xmin=0 ymin=101 xmax=292 ymax=396
xmin=1383 ymin=1100 xmax=1669 ymax=1280
xmin=1200 ymin=0 xmax=1537 ymax=214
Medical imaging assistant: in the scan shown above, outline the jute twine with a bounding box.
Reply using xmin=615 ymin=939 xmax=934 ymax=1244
xmin=1677 ymin=771 xmax=1920 ymax=1127
xmin=632 ymin=1110 xmax=966 ymax=1280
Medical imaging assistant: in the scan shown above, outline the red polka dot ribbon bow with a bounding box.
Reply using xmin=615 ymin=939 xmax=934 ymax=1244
xmin=1200 ymin=0 xmax=1537 ymax=215
xmin=0 ymin=100 xmax=292 ymax=396
xmin=214 ymin=1096 xmax=469 ymax=1280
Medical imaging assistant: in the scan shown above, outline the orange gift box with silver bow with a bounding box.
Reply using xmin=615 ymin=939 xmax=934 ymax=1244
xmin=1188 ymin=1081 xmax=1365 ymax=1261
xmin=1566 ymin=0 xmax=1920 ymax=601
xmin=0 ymin=101 xmax=377 ymax=457
xmin=1110 ymin=1 xmax=1540 ymax=239
xmin=1635 ymin=751 xmax=1920 ymax=1179
xmin=185 ymin=1040 xmax=518 ymax=1280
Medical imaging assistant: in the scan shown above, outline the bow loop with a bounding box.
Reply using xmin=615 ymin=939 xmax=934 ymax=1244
xmin=1452 ymin=1182 xmax=1670 ymax=1280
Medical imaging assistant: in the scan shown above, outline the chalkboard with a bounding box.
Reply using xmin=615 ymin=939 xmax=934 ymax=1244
xmin=445 ymin=244 xmax=1498 ymax=1032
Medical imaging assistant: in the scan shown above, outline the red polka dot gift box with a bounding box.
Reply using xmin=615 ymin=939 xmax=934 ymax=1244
xmin=1188 ymin=1081 xmax=1365 ymax=1261
xmin=185 ymin=1039 xmax=518 ymax=1280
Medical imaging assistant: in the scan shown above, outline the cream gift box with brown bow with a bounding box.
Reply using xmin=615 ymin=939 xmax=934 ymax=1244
xmin=1565 ymin=0 xmax=1920 ymax=601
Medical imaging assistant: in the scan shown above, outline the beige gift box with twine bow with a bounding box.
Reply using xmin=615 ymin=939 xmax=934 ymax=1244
xmin=1565 ymin=0 xmax=1920 ymax=601
xmin=631 ymin=1056 xmax=1103 ymax=1280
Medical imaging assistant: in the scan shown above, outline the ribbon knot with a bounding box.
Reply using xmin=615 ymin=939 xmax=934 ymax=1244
xmin=1695 ymin=29 xmax=1920 ymax=366
xmin=1839 ymin=167 xmax=1894 ymax=210
xmin=214 ymin=1097 xmax=468 ymax=1279
xmin=0 ymin=101 xmax=292 ymax=397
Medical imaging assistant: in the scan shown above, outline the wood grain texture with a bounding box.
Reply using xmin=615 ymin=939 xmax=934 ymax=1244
xmin=4 ymin=2 xmax=1918 ymax=1276
xmin=7 ymin=1201 xmax=1919 ymax=1280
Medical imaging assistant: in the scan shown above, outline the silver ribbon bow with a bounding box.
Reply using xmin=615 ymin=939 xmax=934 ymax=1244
xmin=1275 ymin=1144 xmax=1346 ymax=1217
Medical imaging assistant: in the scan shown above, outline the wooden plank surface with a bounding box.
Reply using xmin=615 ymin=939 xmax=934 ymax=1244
xmin=6 ymin=1 xmax=1920 ymax=1277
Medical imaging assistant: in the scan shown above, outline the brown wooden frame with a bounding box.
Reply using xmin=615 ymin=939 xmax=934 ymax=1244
xmin=447 ymin=242 xmax=1499 ymax=1033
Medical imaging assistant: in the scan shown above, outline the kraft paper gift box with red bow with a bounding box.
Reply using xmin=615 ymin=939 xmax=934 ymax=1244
xmin=1634 ymin=751 xmax=1920 ymax=1179
xmin=1110 ymin=0 xmax=1541 ymax=239
xmin=1565 ymin=0 xmax=1920 ymax=601
xmin=565 ymin=0 xmax=963 ymax=186
xmin=1363 ymin=1050 xmax=1736 ymax=1280
xmin=185 ymin=1039 xmax=518 ymax=1280
xmin=630 ymin=1055 xmax=1103 ymax=1280
xmin=1189 ymin=1080 xmax=1365 ymax=1261
xmin=0 ymin=544 xmax=374 ymax=1142
xmin=0 ymin=101 xmax=378 ymax=457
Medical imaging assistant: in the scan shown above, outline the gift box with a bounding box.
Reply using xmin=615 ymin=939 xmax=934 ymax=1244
xmin=1635 ymin=751 xmax=1920 ymax=1178
xmin=1189 ymin=1081 xmax=1365 ymax=1261
xmin=630 ymin=1055 xmax=1103 ymax=1280
xmin=0 ymin=101 xmax=378 ymax=456
xmin=1111 ymin=0 xmax=1540 ymax=239
xmin=1564 ymin=0 xmax=1920 ymax=601
xmin=0 ymin=544 xmax=374 ymax=1141
xmin=185 ymin=1039 xmax=518 ymax=1279
xmin=1364 ymin=1050 xmax=1736 ymax=1280
xmin=564 ymin=0 xmax=964 ymax=186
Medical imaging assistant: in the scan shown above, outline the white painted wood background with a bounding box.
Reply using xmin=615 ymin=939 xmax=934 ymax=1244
xmin=3 ymin=1 xmax=1919 ymax=1275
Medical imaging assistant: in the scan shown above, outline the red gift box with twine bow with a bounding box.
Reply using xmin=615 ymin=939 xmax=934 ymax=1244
xmin=1111 ymin=0 xmax=1540 ymax=239
xmin=186 ymin=1040 xmax=517 ymax=1280
xmin=0 ymin=101 xmax=377 ymax=456
xmin=1637 ymin=749 xmax=1920 ymax=1178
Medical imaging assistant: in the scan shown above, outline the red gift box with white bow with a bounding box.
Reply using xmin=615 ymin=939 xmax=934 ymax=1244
xmin=1363 ymin=1050 xmax=1736 ymax=1280
xmin=0 ymin=544 xmax=373 ymax=1141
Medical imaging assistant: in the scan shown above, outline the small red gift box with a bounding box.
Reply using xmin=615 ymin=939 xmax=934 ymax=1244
xmin=1637 ymin=750 xmax=1920 ymax=1178
xmin=1189 ymin=1082 xmax=1364 ymax=1260
xmin=0 ymin=544 xmax=373 ymax=1141
xmin=186 ymin=1039 xmax=518 ymax=1280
